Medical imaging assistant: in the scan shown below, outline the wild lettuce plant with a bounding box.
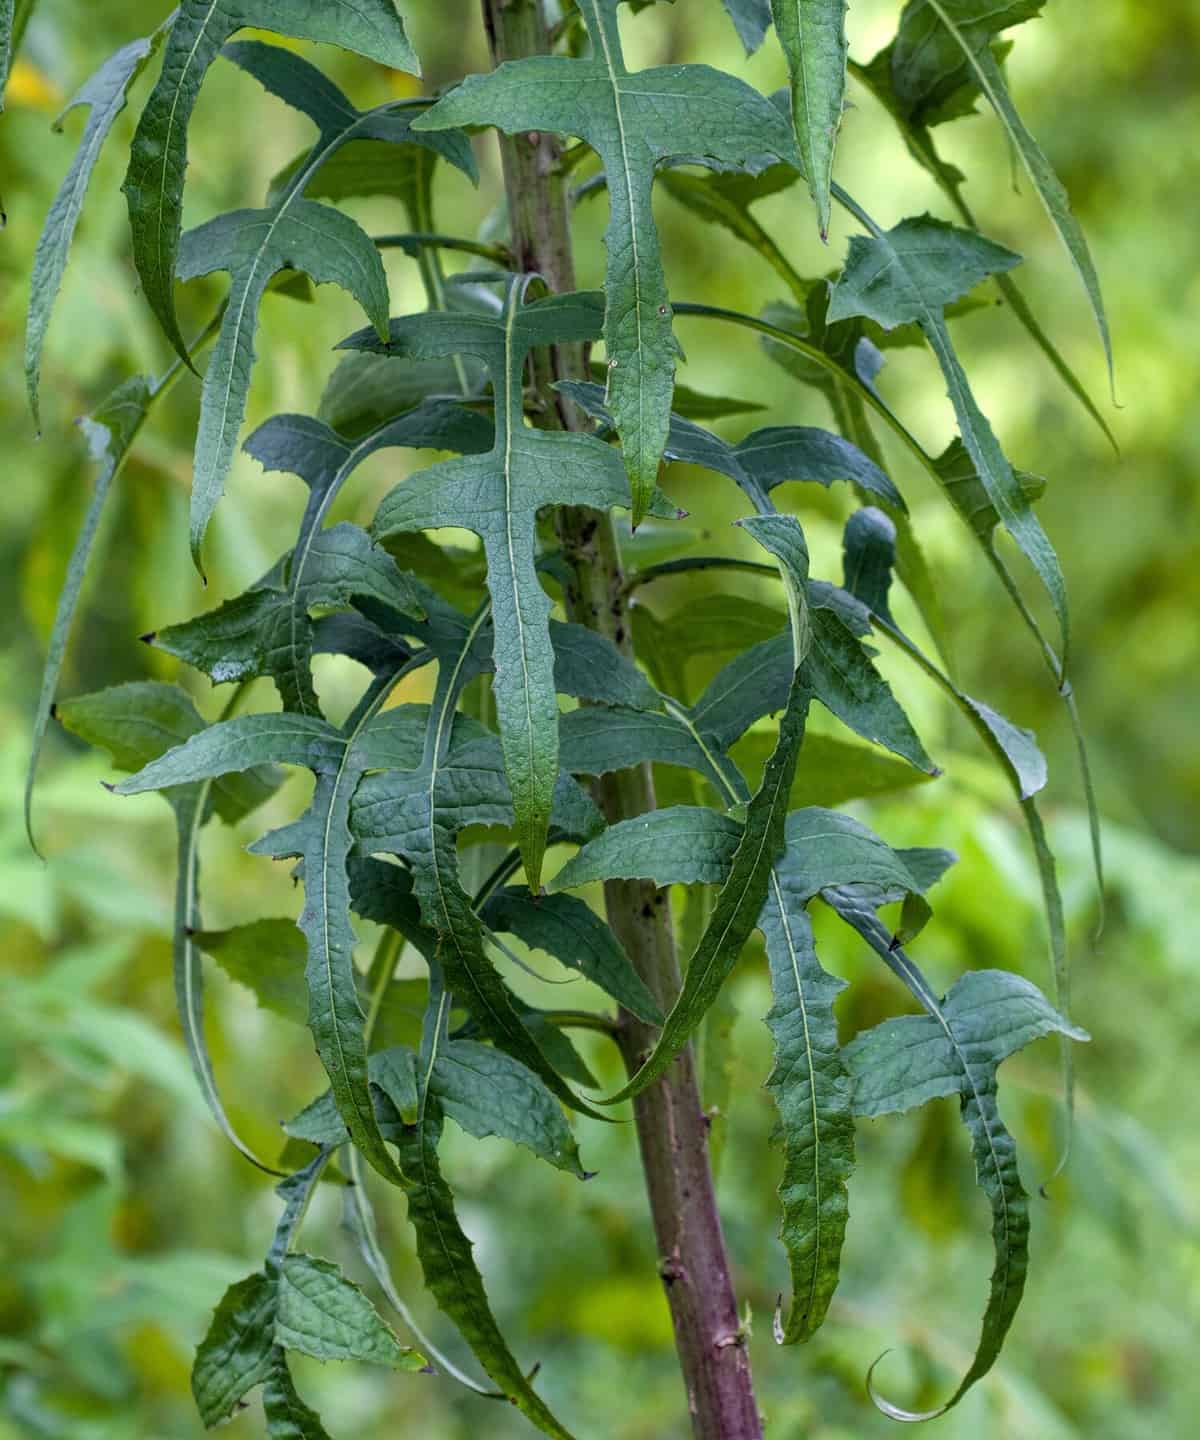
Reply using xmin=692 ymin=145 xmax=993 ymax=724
xmin=10 ymin=1 xmax=1109 ymax=1436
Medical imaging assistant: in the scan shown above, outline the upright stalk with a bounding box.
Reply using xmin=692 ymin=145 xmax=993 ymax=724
xmin=480 ymin=4 xmax=763 ymax=1436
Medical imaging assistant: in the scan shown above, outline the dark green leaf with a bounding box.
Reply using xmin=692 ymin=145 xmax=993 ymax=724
xmin=194 ymin=920 xmax=309 ymax=1027
xmin=770 ymin=0 xmax=848 ymax=237
xmin=390 ymin=1096 xmax=577 ymax=1438
xmin=724 ymin=0 xmax=772 ymax=53
xmin=26 ymin=377 xmax=154 ymax=850
xmin=276 ymin=1255 xmax=425 ymax=1369
xmin=482 ymin=886 xmax=662 ymax=1024
xmin=415 ymin=0 xmax=798 ymax=522
xmin=262 ymin=1353 xmax=333 ymax=1440
xmin=892 ymin=2 xmax=1112 ymax=384
xmin=829 ymin=214 xmax=1071 ymax=667
xmin=192 ymin=1272 xmax=277 ymax=1427
xmin=356 ymin=280 xmax=660 ymax=886
xmin=123 ymin=0 xmax=418 ymax=365
xmin=550 ymin=805 xmax=741 ymax=894
xmin=432 ymin=1040 xmax=587 ymax=1176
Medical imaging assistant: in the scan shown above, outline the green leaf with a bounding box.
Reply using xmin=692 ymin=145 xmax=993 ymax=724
xmin=61 ymin=683 xmax=284 ymax=1174
xmin=761 ymin=809 xmax=933 ymax=1346
xmin=414 ymin=0 xmax=798 ymax=523
xmin=559 ymin=704 xmax=736 ymax=797
xmin=152 ymin=402 xmax=491 ymax=712
xmin=26 ymin=377 xmax=153 ymax=850
xmin=551 ymin=621 xmax=661 ymax=712
xmin=179 ymin=42 xmax=457 ymax=568
xmin=761 ymin=883 xmax=850 ymax=1344
xmin=848 ymin=50 xmax=1116 ymax=449
xmin=25 ymin=28 xmax=165 ymax=427
xmin=482 ymin=886 xmax=663 ymax=1024
xmin=355 ymin=279 xmax=659 ymax=886
xmin=724 ymin=0 xmax=772 ymax=53
xmin=828 ymin=214 xmax=1071 ymax=668
xmin=123 ymin=0 xmax=418 ymax=366
xmin=824 ymin=885 xmax=1070 ymax=1417
xmin=0 ymin=1 xmax=12 ymax=108
xmin=560 ymin=378 xmax=904 ymax=513
xmin=346 ymin=605 xmax=607 ymax=1121
xmin=845 ymin=968 xmax=1086 ymax=1118
xmin=770 ymin=0 xmax=848 ymax=237
xmin=840 ymin=948 xmax=1086 ymax=1418
xmin=891 ymin=2 xmax=1112 ymax=385
xmin=388 ymin=1085 xmax=577 ymax=1437
xmin=550 ymin=806 xmax=742 ymax=893
xmin=276 ymin=1255 xmax=424 ymax=1369
xmin=115 ymin=684 xmax=438 ymax=1185
xmin=194 ymin=920 xmax=309 ymax=1027
xmin=608 ymin=515 xmax=813 ymax=1104
xmin=262 ymin=1354 xmax=333 ymax=1440
xmin=432 ymin=1040 xmax=587 ymax=1177
xmin=192 ymin=1272 xmax=278 ymax=1427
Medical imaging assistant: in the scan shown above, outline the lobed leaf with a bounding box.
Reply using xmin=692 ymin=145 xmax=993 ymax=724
xmin=415 ymin=0 xmax=799 ymax=523
xmin=355 ymin=278 xmax=659 ymax=886
xmin=891 ymin=1 xmax=1112 ymax=384
xmin=432 ymin=1040 xmax=587 ymax=1177
xmin=770 ymin=0 xmax=849 ymax=237
xmin=123 ymin=0 xmax=418 ymax=365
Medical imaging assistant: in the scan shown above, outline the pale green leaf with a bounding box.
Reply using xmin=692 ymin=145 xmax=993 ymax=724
xmin=25 ymin=29 xmax=164 ymax=426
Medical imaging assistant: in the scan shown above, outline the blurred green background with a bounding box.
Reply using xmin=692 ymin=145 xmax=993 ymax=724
xmin=2 ymin=2 xmax=1197 ymax=1437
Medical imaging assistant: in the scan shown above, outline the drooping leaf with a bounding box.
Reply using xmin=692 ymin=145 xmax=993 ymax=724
xmin=151 ymin=400 xmax=492 ymax=713
xmin=891 ymin=1 xmax=1112 ymax=384
xmin=828 ymin=214 xmax=1071 ymax=668
xmin=385 ymin=982 xmax=577 ymax=1440
xmin=262 ymin=1354 xmax=333 ymax=1440
xmin=845 ymin=967 xmax=1086 ymax=1117
xmin=176 ymin=41 xmax=468 ymax=569
xmin=350 ymin=279 xmax=666 ymax=886
xmin=414 ymin=0 xmax=799 ymax=523
xmin=848 ymin=49 xmax=1116 ymax=448
xmin=122 ymin=0 xmax=418 ymax=365
xmin=192 ymin=1272 xmax=278 ymax=1427
xmin=833 ymin=924 xmax=1087 ymax=1418
xmin=26 ymin=377 xmax=153 ymax=850
xmin=606 ymin=514 xmax=813 ymax=1104
xmin=276 ymin=1255 xmax=425 ymax=1369
xmin=58 ymin=683 xmax=282 ymax=1172
xmin=481 ymin=887 xmax=662 ymax=1024
xmin=114 ymin=673 xmax=438 ymax=1185
xmin=770 ymin=0 xmax=848 ymax=237
xmin=25 ymin=27 xmax=166 ymax=427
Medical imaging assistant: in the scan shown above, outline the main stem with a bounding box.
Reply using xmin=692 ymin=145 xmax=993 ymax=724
xmin=481 ymin=5 xmax=762 ymax=1436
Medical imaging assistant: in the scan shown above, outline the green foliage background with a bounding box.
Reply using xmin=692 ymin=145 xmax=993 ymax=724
xmin=1 ymin=2 xmax=1196 ymax=1436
